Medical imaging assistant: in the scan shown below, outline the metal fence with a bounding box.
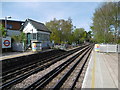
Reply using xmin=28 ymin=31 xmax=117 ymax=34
xmin=118 ymin=44 xmax=120 ymax=53
xmin=99 ymin=44 xmax=119 ymax=53
xmin=12 ymin=42 xmax=25 ymax=51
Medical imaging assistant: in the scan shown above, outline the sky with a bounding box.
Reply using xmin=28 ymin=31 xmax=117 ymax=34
xmin=1 ymin=2 xmax=101 ymax=32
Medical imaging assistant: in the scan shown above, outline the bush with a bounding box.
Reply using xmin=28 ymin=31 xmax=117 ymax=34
xmin=0 ymin=24 xmax=6 ymax=37
xmin=12 ymin=32 xmax=26 ymax=43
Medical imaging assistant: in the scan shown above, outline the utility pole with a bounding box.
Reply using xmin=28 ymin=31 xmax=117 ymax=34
xmin=5 ymin=16 xmax=11 ymax=36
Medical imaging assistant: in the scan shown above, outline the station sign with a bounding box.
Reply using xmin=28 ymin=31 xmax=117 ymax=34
xmin=2 ymin=37 xmax=11 ymax=48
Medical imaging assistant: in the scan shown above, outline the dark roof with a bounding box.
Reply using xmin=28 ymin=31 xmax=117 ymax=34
xmin=27 ymin=19 xmax=51 ymax=33
xmin=0 ymin=19 xmax=25 ymax=23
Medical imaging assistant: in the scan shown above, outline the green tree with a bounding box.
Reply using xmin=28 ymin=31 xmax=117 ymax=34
xmin=86 ymin=31 xmax=93 ymax=42
xmin=73 ymin=28 xmax=86 ymax=44
xmin=46 ymin=18 xmax=61 ymax=43
xmin=12 ymin=32 xmax=26 ymax=43
xmin=91 ymin=2 xmax=119 ymax=43
xmin=0 ymin=24 xmax=6 ymax=37
xmin=46 ymin=18 xmax=73 ymax=44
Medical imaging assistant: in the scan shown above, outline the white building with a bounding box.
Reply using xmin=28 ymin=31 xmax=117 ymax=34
xmin=20 ymin=19 xmax=51 ymax=49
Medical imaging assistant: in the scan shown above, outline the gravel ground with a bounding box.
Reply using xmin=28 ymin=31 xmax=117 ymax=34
xmin=61 ymin=53 xmax=86 ymax=88
xmin=45 ymin=48 xmax=88 ymax=88
xmin=45 ymin=56 xmax=78 ymax=88
xmin=75 ymin=52 xmax=91 ymax=88
xmin=11 ymin=48 xmax=82 ymax=89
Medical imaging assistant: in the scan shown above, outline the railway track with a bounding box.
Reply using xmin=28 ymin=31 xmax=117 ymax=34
xmin=23 ymin=45 xmax=93 ymax=89
xmin=1 ymin=44 xmax=89 ymax=89
xmin=57 ymin=47 xmax=92 ymax=89
xmin=1 ymin=50 xmax=65 ymax=82
xmin=2 ymin=49 xmax=64 ymax=76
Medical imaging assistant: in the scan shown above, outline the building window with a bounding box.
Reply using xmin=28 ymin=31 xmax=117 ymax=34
xmin=37 ymin=33 xmax=41 ymax=41
xmin=33 ymin=33 xmax=36 ymax=39
xmin=7 ymin=24 xmax=12 ymax=29
xmin=37 ymin=33 xmax=50 ymax=41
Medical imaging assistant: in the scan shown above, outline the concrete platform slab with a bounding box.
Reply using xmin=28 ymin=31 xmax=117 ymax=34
xmin=0 ymin=51 xmax=34 ymax=61
xmin=82 ymin=49 xmax=118 ymax=88
xmin=0 ymin=49 xmax=53 ymax=61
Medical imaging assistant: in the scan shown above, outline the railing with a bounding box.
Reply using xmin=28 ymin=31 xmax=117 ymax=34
xmin=98 ymin=44 xmax=120 ymax=53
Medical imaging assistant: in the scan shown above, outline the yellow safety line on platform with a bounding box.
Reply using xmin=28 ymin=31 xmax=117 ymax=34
xmin=91 ymin=51 xmax=96 ymax=89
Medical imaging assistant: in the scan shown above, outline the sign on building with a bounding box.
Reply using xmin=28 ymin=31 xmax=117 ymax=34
xmin=2 ymin=37 xmax=11 ymax=48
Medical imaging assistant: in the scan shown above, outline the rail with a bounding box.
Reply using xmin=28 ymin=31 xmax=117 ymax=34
xmin=24 ymin=45 xmax=93 ymax=89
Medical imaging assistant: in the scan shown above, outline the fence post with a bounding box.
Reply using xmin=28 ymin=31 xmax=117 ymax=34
xmin=107 ymin=44 xmax=108 ymax=53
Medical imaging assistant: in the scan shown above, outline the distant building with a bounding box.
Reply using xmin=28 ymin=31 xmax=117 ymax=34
xmin=0 ymin=19 xmax=25 ymax=36
xmin=20 ymin=19 xmax=51 ymax=48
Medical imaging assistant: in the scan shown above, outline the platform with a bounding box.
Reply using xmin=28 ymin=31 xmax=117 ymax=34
xmin=0 ymin=49 xmax=53 ymax=61
xmin=0 ymin=51 xmax=34 ymax=61
xmin=0 ymin=46 xmax=79 ymax=61
xmin=82 ymin=49 xmax=118 ymax=88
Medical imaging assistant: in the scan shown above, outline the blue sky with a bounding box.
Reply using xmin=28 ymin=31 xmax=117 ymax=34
xmin=2 ymin=2 xmax=101 ymax=31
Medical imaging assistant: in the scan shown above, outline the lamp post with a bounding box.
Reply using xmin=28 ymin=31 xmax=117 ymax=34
xmin=5 ymin=16 xmax=12 ymax=36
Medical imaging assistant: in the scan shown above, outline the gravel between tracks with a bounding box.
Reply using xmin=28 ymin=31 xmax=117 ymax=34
xmin=75 ymin=52 xmax=91 ymax=88
xmin=11 ymin=49 xmax=82 ymax=89
xmin=61 ymin=55 xmax=85 ymax=88
xmin=45 ymin=56 xmax=78 ymax=88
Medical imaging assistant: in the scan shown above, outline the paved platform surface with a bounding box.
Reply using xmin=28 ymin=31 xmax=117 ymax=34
xmin=0 ymin=49 xmax=53 ymax=61
xmin=82 ymin=50 xmax=118 ymax=88
xmin=0 ymin=51 xmax=35 ymax=61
